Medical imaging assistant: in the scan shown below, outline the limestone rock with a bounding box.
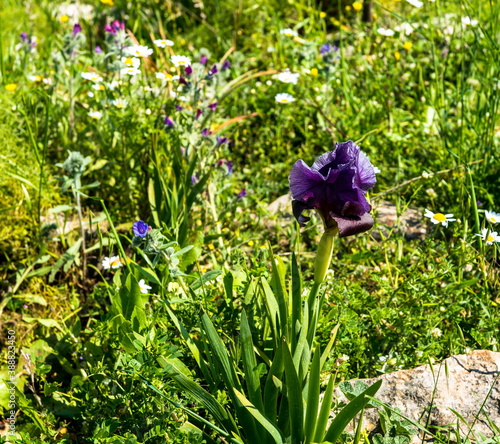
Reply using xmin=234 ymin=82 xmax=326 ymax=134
xmin=340 ymin=350 xmax=500 ymax=441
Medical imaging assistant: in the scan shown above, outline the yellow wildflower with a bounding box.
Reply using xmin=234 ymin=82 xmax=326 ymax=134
xmin=310 ymin=68 xmax=318 ymax=77
xmin=101 ymin=0 xmax=115 ymax=5
xmin=394 ymin=51 xmax=401 ymax=61
xmin=320 ymin=11 xmax=327 ymax=18
xmin=248 ymin=240 xmax=255 ymax=247
xmin=345 ymin=5 xmax=352 ymax=11
xmin=59 ymin=15 xmax=69 ymax=23
xmin=353 ymin=2 xmax=363 ymax=12
xmin=5 ymin=84 xmax=17 ymax=92
xmin=403 ymin=41 xmax=413 ymax=50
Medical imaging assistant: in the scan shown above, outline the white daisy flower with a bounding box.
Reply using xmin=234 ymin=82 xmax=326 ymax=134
xmin=395 ymin=22 xmax=415 ymax=35
xmin=28 ymin=75 xmax=43 ymax=82
xmin=88 ymin=110 xmax=103 ymax=119
xmin=121 ymin=56 xmax=141 ymax=69
xmin=156 ymin=72 xmax=170 ymax=80
xmin=154 ymin=39 xmax=174 ymax=48
xmin=405 ymin=0 xmax=423 ymax=7
xmin=273 ymin=69 xmax=300 ymax=84
xmin=485 ymin=210 xmax=500 ymax=224
xmin=280 ymin=28 xmax=298 ymax=37
xmin=120 ymin=67 xmax=140 ymax=76
xmin=112 ymin=98 xmax=128 ymax=109
xmin=475 ymin=228 xmax=500 ymax=245
xmin=275 ymin=93 xmax=295 ymax=104
xmin=81 ymin=72 xmax=103 ymax=83
xmin=424 ymin=209 xmax=456 ymax=227
xmin=377 ymin=28 xmax=395 ymax=37
xmin=138 ymin=279 xmax=152 ymax=294
xmin=102 ymin=256 xmax=122 ymax=270
xmin=462 ymin=16 xmax=479 ymax=27
xmin=92 ymin=84 xmax=105 ymax=91
xmin=124 ymin=45 xmax=153 ymax=58
xmin=170 ymin=55 xmax=192 ymax=67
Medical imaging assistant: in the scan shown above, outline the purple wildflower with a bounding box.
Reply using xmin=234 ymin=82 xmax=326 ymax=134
xmin=208 ymin=102 xmax=218 ymax=111
xmin=104 ymin=24 xmax=114 ymax=34
xmin=191 ymin=174 xmax=199 ymax=184
xmin=95 ymin=45 xmax=103 ymax=53
xmin=133 ymin=220 xmax=150 ymax=237
xmin=201 ymin=128 xmax=212 ymax=137
xmin=179 ymin=76 xmax=188 ymax=85
xmin=199 ymin=55 xmax=208 ymax=65
xmin=209 ymin=65 xmax=218 ymax=76
xmin=176 ymin=105 xmax=184 ymax=111
xmin=289 ymin=140 xmax=376 ymax=238
xmin=477 ymin=200 xmax=483 ymax=207
xmin=73 ymin=23 xmax=82 ymax=35
xmin=237 ymin=188 xmax=247 ymax=199
xmin=20 ymin=32 xmax=28 ymax=42
xmin=217 ymin=159 xmax=233 ymax=175
xmin=216 ymin=136 xmax=228 ymax=146
xmin=164 ymin=116 xmax=175 ymax=126
xmin=185 ymin=65 xmax=193 ymax=75
xmin=196 ymin=108 xmax=203 ymax=119
xmin=222 ymin=59 xmax=231 ymax=70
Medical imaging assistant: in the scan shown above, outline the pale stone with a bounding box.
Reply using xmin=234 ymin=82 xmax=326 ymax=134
xmin=339 ymin=350 xmax=500 ymax=441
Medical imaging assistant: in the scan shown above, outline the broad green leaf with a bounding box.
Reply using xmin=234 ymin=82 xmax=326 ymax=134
xmin=264 ymin=341 xmax=284 ymax=422
xmin=261 ymin=277 xmax=280 ymax=340
xmin=282 ymin=338 xmax=304 ymax=443
xmin=313 ymin=373 xmax=336 ymax=443
xmin=119 ymin=274 xmax=143 ymax=321
xmin=304 ymin=351 xmax=321 ymax=443
xmin=291 ymin=253 xmax=302 ymax=353
xmin=234 ymin=389 xmax=284 ymax=444
xmin=324 ymin=380 xmax=383 ymax=443
xmin=240 ymin=310 xmax=265 ymax=413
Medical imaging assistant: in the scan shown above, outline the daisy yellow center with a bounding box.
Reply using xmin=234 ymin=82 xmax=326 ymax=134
xmin=491 ymin=216 xmax=498 ymax=222
xmin=178 ymin=61 xmax=187 ymax=66
xmin=433 ymin=213 xmax=446 ymax=222
xmin=487 ymin=235 xmax=494 ymax=242
xmin=110 ymin=258 xmax=120 ymax=266
xmin=282 ymin=98 xmax=289 ymax=103
xmin=125 ymin=58 xmax=133 ymax=66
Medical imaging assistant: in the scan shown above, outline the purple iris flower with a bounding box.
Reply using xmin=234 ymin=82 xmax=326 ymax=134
xmin=289 ymin=140 xmax=376 ymax=238
xmin=195 ymin=108 xmax=203 ymax=119
xmin=73 ymin=23 xmax=82 ymax=35
xmin=95 ymin=45 xmax=103 ymax=54
xmin=201 ymin=128 xmax=212 ymax=137
xmin=185 ymin=65 xmax=193 ymax=75
xmin=237 ymin=188 xmax=247 ymax=199
xmin=199 ymin=55 xmax=208 ymax=65
xmin=221 ymin=60 xmax=231 ymax=70
xmin=164 ymin=116 xmax=175 ymax=126
xmin=216 ymin=136 xmax=228 ymax=146
xmin=208 ymin=102 xmax=218 ymax=111
xmin=133 ymin=220 xmax=150 ymax=237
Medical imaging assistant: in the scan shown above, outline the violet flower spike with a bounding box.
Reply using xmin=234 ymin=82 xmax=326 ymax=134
xmin=216 ymin=136 xmax=228 ymax=146
xmin=221 ymin=60 xmax=231 ymax=70
xmin=185 ymin=65 xmax=193 ymax=75
xmin=195 ymin=108 xmax=203 ymax=119
xmin=175 ymin=105 xmax=184 ymax=111
xmin=289 ymin=140 xmax=376 ymax=238
xmin=201 ymin=128 xmax=212 ymax=137
xmin=95 ymin=45 xmax=103 ymax=54
xmin=199 ymin=55 xmax=208 ymax=65
xmin=164 ymin=116 xmax=175 ymax=127
xmin=209 ymin=65 xmax=218 ymax=76
xmin=208 ymin=102 xmax=218 ymax=111
xmin=237 ymin=188 xmax=247 ymax=199
xmin=20 ymin=32 xmax=28 ymax=42
xmin=73 ymin=23 xmax=82 ymax=35
xmin=133 ymin=220 xmax=150 ymax=237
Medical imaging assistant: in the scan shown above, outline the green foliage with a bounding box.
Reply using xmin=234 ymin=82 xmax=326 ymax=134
xmin=1 ymin=0 xmax=499 ymax=442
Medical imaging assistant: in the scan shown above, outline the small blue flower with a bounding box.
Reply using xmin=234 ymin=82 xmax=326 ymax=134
xmin=133 ymin=220 xmax=150 ymax=237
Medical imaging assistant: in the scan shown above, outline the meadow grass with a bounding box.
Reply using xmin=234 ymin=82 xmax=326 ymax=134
xmin=0 ymin=0 xmax=499 ymax=442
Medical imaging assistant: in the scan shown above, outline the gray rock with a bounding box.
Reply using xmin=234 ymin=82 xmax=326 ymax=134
xmin=339 ymin=350 xmax=500 ymax=442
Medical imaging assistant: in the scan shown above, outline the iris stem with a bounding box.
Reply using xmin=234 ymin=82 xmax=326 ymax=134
xmin=313 ymin=228 xmax=337 ymax=285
